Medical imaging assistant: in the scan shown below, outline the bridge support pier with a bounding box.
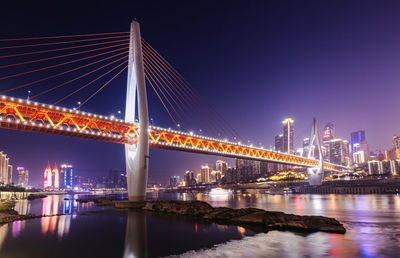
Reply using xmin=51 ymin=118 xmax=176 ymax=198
xmin=307 ymin=167 xmax=323 ymax=186
xmin=307 ymin=117 xmax=324 ymax=186
xmin=125 ymin=20 xmax=149 ymax=201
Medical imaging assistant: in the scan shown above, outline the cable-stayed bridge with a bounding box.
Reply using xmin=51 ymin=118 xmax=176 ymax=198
xmin=0 ymin=21 xmax=351 ymax=200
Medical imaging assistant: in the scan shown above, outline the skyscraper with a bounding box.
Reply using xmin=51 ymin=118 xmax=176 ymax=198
xmin=393 ymin=136 xmax=400 ymax=160
xmin=302 ymin=138 xmax=310 ymax=157
xmin=43 ymin=162 xmax=52 ymax=189
xmin=323 ymin=122 xmax=335 ymax=141
xmin=216 ymin=160 xmax=228 ymax=175
xmin=0 ymin=151 xmax=12 ymax=185
xmin=236 ymin=159 xmax=261 ymax=181
xmin=184 ymin=170 xmax=196 ymax=186
xmin=328 ymin=139 xmax=350 ymax=166
xmin=393 ymin=136 xmax=400 ymax=149
xmin=52 ymin=163 xmax=59 ymax=189
xmin=355 ymin=140 xmax=370 ymax=163
xmin=16 ymin=167 xmax=29 ymax=187
xmin=282 ymin=118 xmax=294 ymax=154
xmin=60 ymin=164 xmax=73 ymax=190
xmin=350 ymin=130 xmax=366 ymax=152
xmin=43 ymin=162 xmax=60 ymax=189
xmin=275 ymin=134 xmax=283 ymax=152
xmin=200 ymin=165 xmax=211 ymax=184
xmin=169 ymin=176 xmax=180 ymax=187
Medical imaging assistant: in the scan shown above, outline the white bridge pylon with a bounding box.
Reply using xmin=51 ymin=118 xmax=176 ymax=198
xmin=307 ymin=117 xmax=324 ymax=185
xmin=125 ymin=20 xmax=149 ymax=201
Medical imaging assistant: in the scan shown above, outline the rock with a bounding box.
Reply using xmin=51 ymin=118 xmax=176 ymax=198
xmin=27 ymin=194 xmax=47 ymax=200
xmin=143 ymin=200 xmax=213 ymax=216
xmin=231 ymin=211 xmax=268 ymax=224
xmin=75 ymin=199 xmax=89 ymax=203
xmin=115 ymin=201 xmax=146 ymax=209
xmin=94 ymin=197 xmax=114 ymax=206
xmin=139 ymin=200 xmax=346 ymax=234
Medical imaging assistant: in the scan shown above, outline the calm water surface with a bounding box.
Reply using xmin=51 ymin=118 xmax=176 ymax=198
xmin=0 ymin=192 xmax=399 ymax=257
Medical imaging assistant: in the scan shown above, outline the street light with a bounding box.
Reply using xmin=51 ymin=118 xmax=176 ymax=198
xmin=77 ymin=101 xmax=81 ymax=111
xmin=27 ymin=90 xmax=31 ymax=100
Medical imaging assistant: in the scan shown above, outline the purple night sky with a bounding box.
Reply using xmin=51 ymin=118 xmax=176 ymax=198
xmin=0 ymin=0 xmax=399 ymax=185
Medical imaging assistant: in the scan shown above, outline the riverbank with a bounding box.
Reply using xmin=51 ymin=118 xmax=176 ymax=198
xmin=114 ymin=200 xmax=346 ymax=234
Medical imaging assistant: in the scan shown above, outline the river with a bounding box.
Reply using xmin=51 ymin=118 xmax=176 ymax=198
xmin=0 ymin=191 xmax=399 ymax=257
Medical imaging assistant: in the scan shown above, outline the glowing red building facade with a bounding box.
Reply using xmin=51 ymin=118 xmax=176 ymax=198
xmin=43 ymin=162 xmax=59 ymax=190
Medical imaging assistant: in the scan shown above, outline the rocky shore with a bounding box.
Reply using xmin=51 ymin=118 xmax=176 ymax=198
xmin=116 ymin=200 xmax=346 ymax=234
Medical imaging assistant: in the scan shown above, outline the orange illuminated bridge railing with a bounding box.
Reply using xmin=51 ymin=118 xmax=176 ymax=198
xmin=0 ymin=95 xmax=346 ymax=172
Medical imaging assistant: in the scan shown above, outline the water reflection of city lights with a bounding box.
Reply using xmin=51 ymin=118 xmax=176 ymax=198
xmin=0 ymin=225 xmax=7 ymax=252
xmin=12 ymin=199 xmax=29 ymax=238
xmin=209 ymin=188 xmax=230 ymax=202
xmin=294 ymin=195 xmax=302 ymax=215
xmin=12 ymin=221 xmax=22 ymax=238
xmin=311 ymin=196 xmax=323 ymax=210
xmin=40 ymin=195 xmax=72 ymax=238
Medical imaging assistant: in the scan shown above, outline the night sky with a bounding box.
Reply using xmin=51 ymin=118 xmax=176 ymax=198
xmin=0 ymin=0 xmax=399 ymax=186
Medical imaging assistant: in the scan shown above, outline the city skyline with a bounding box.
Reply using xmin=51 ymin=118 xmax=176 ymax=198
xmin=1 ymin=1 xmax=400 ymax=184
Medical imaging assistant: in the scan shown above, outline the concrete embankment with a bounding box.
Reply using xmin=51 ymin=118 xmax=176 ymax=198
xmin=114 ymin=200 xmax=346 ymax=234
xmin=294 ymin=179 xmax=400 ymax=194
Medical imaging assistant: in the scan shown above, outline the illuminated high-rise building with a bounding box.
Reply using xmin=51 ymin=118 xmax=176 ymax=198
xmin=0 ymin=151 xmax=12 ymax=185
xmin=43 ymin=162 xmax=52 ymax=189
xmin=60 ymin=164 xmax=73 ymax=190
xmin=350 ymin=130 xmax=366 ymax=152
xmin=184 ymin=170 xmax=196 ymax=186
xmin=322 ymin=122 xmax=335 ymax=141
xmin=353 ymin=150 xmax=367 ymax=164
xmin=52 ymin=163 xmax=59 ymax=189
xmin=210 ymin=170 xmax=222 ymax=182
xmin=200 ymin=165 xmax=211 ymax=184
xmin=275 ymin=134 xmax=283 ymax=152
xmin=236 ymin=159 xmax=261 ymax=181
xmin=328 ymin=138 xmax=350 ymax=166
xmin=393 ymin=136 xmax=400 ymax=149
xmin=282 ymin=118 xmax=294 ymax=154
xmin=216 ymin=160 xmax=228 ymax=175
xmin=368 ymin=160 xmax=383 ymax=175
xmin=43 ymin=162 xmax=61 ymax=190
xmin=169 ymin=176 xmax=180 ymax=187
xmin=17 ymin=167 xmax=29 ymax=187
xmin=351 ymin=140 xmax=369 ymax=164
xmin=393 ymin=136 xmax=400 ymax=160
